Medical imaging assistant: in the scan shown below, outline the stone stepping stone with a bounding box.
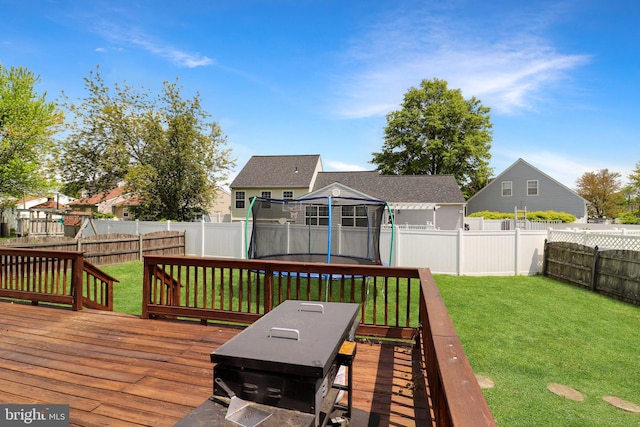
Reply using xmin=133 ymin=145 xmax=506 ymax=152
xmin=602 ymin=396 xmax=640 ymax=413
xmin=547 ymin=383 xmax=584 ymax=402
xmin=476 ymin=375 xmax=495 ymax=389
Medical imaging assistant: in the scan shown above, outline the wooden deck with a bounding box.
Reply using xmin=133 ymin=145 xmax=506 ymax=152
xmin=0 ymin=301 xmax=430 ymax=426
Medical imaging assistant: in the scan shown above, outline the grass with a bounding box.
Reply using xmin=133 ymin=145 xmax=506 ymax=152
xmin=435 ymin=274 xmax=640 ymax=427
xmin=101 ymin=261 xmax=145 ymax=315
xmin=101 ymin=262 xmax=639 ymax=425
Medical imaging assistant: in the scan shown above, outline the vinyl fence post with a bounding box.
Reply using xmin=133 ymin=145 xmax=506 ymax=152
xmin=201 ymin=219 xmax=205 ymax=257
xmin=514 ymin=228 xmax=520 ymax=275
xmin=394 ymin=225 xmax=400 ymax=266
xmin=240 ymin=220 xmax=246 ymax=259
xmin=457 ymin=228 xmax=463 ymax=276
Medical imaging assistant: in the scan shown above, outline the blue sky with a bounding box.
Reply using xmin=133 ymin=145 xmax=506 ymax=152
xmin=2 ymin=0 xmax=639 ymax=190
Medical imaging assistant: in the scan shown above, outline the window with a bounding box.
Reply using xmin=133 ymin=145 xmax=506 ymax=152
xmin=527 ymin=180 xmax=539 ymax=196
xmin=501 ymin=181 xmax=512 ymax=197
xmin=305 ymin=205 xmax=329 ymax=225
xmin=282 ymin=191 xmax=294 ymax=200
xmin=261 ymin=191 xmax=271 ymax=209
xmin=235 ymin=191 xmax=245 ymax=209
xmin=341 ymin=205 xmax=369 ymax=227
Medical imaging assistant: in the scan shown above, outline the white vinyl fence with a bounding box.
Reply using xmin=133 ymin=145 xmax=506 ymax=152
xmin=547 ymin=228 xmax=640 ymax=251
xmin=87 ymin=219 xmax=564 ymax=275
xmin=84 ymin=220 xmax=640 ymax=275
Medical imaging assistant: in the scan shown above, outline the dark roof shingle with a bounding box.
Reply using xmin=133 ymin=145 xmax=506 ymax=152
xmin=313 ymin=171 xmax=464 ymax=204
xmin=230 ymin=155 xmax=321 ymax=188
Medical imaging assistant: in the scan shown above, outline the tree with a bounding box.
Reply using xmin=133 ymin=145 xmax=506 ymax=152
xmin=371 ymin=78 xmax=493 ymax=198
xmin=59 ymin=68 xmax=234 ymax=221
xmin=575 ymin=169 xmax=623 ymax=219
xmin=127 ymin=81 xmax=234 ymax=221
xmin=0 ymin=64 xmax=62 ymax=199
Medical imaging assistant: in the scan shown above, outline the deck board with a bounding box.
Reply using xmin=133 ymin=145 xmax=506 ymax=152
xmin=0 ymin=301 xmax=429 ymax=426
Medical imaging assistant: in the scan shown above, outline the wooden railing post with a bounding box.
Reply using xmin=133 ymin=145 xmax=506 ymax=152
xmin=264 ymin=262 xmax=273 ymax=313
xmin=72 ymin=253 xmax=84 ymax=311
xmin=141 ymin=258 xmax=151 ymax=319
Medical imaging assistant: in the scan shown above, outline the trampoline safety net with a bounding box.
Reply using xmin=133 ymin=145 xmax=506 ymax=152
xmin=247 ymin=196 xmax=387 ymax=265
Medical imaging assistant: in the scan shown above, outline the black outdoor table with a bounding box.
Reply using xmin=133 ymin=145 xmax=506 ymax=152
xmin=210 ymin=300 xmax=360 ymax=425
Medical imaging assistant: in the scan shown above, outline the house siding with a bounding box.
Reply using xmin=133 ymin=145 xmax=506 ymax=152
xmin=466 ymin=159 xmax=588 ymax=220
xmin=230 ymin=187 xmax=310 ymax=221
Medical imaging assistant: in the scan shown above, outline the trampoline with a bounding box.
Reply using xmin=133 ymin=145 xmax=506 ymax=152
xmin=245 ymin=195 xmax=394 ymax=266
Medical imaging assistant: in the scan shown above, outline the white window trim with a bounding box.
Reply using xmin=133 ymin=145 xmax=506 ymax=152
xmin=527 ymin=180 xmax=539 ymax=196
xmin=501 ymin=181 xmax=512 ymax=197
xmin=260 ymin=191 xmax=272 ymax=209
xmin=305 ymin=205 xmax=329 ymax=226
xmin=234 ymin=191 xmax=246 ymax=209
xmin=282 ymin=190 xmax=294 ymax=200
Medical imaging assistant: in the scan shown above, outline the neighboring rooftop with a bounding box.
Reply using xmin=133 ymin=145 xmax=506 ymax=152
xmin=230 ymin=155 xmax=322 ymax=188
xmin=313 ymin=171 xmax=465 ymax=204
xmin=70 ymin=187 xmax=127 ymax=206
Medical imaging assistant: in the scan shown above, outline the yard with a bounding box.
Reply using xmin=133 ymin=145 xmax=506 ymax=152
xmin=101 ymin=262 xmax=640 ymax=426
xmin=435 ymin=274 xmax=640 ymax=427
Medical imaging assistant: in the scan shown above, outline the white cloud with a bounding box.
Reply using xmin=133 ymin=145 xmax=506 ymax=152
xmin=128 ymin=36 xmax=213 ymax=68
xmin=90 ymin=19 xmax=212 ymax=68
xmin=331 ymin=4 xmax=590 ymax=118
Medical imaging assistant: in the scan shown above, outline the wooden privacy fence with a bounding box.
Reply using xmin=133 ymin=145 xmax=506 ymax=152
xmin=1 ymin=231 xmax=185 ymax=265
xmin=0 ymin=248 xmax=116 ymax=310
xmin=142 ymin=255 xmax=496 ymax=426
xmin=543 ymin=241 xmax=640 ymax=305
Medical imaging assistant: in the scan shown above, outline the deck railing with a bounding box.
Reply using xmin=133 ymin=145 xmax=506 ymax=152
xmin=419 ymin=268 xmax=496 ymax=426
xmin=0 ymin=248 xmax=116 ymax=311
xmin=142 ymin=255 xmax=495 ymax=426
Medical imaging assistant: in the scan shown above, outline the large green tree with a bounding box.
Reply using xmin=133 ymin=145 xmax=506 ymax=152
xmin=624 ymin=161 xmax=640 ymax=216
xmin=627 ymin=161 xmax=640 ymax=197
xmin=575 ymin=169 xmax=623 ymax=219
xmin=0 ymin=64 xmax=62 ymax=199
xmin=59 ymin=68 xmax=234 ymax=221
xmin=371 ymin=78 xmax=493 ymax=198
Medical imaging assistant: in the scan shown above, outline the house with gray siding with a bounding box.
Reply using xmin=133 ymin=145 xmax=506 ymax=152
xmin=466 ymin=158 xmax=588 ymax=221
xmin=309 ymin=171 xmax=466 ymax=230
xmin=230 ymin=155 xmax=467 ymax=229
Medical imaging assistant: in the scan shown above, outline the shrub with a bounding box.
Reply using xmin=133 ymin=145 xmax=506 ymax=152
xmin=467 ymin=211 xmax=512 ymax=220
xmin=92 ymin=212 xmax=117 ymax=219
xmin=617 ymin=212 xmax=640 ymax=224
xmin=468 ymin=210 xmax=576 ymax=223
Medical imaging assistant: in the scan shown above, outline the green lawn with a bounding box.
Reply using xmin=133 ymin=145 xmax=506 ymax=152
xmin=435 ymin=274 xmax=640 ymax=427
xmin=101 ymin=262 xmax=639 ymax=426
xmin=102 ymin=261 xmax=145 ymax=315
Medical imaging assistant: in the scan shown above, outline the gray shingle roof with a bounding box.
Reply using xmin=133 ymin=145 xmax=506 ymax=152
xmin=230 ymin=155 xmax=321 ymax=188
xmin=313 ymin=171 xmax=465 ymax=204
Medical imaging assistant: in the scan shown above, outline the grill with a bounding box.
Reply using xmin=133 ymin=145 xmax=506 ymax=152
xmin=210 ymin=300 xmax=360 ymax=424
